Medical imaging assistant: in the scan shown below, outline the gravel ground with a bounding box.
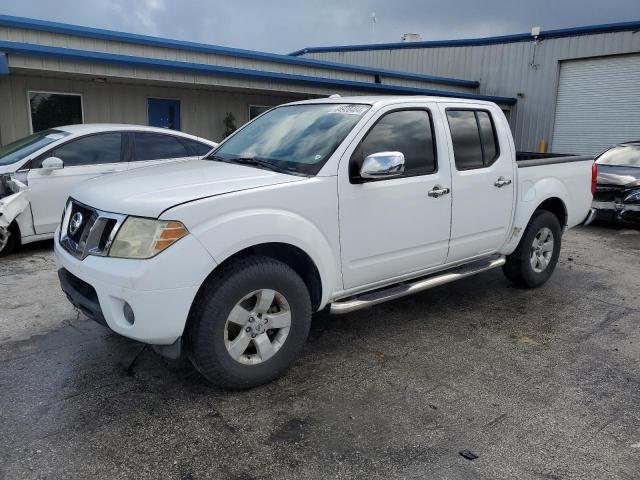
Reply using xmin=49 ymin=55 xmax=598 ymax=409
xmin=0 ymin=223 xmax=639 ymax=479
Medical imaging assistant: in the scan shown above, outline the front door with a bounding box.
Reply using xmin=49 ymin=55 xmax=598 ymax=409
xmin=148 ymin=98 xmax=181 ymax=131
xmin=338 ymin=105 xmax=452 ymax=290
xmin=440 ymin=104 xmax=516 ymax=262
xmin=27 ymin=132 xmax=127 ymax=234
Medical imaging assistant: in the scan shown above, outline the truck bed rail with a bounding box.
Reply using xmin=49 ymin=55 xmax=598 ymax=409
xmin=516 ymin=151 xmax=592 ymax=168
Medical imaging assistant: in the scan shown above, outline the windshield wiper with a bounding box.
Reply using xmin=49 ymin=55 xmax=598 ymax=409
xmin=228 ymin=157 xmax=283 ymax=173
xmin=207 ymin=154 xmax=306 ymax=176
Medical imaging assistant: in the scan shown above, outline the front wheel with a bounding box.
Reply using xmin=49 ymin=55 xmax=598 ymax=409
xmin=186 ymin=255 xmax=312 ymax=390
xmin=503 ymin=210 xmax=562 ymax=288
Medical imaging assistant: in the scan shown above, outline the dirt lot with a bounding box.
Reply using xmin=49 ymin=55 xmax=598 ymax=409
xmin=0 ymin=223 xmax=639 ymax=480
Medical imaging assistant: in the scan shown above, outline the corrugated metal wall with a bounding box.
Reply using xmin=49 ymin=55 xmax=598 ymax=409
xmin=301 ymin=31 xmax=640 ymax=152
xmin=552 ymin=54 xmax=640 ymax=155
xmin=0 ymin=74 xmax=303 ymax=143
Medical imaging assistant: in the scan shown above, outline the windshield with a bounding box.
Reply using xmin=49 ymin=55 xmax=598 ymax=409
xmin=596 ymin=145 xmax=640 ymax=167
xmin=0 ymin=130 xmax=70 ymax=166
xmin=209 ymin=103 xmax=371 ymax=175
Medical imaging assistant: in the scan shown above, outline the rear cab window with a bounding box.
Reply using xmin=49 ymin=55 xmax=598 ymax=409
xmin=446 ymin=109 xmax=500 ymax=170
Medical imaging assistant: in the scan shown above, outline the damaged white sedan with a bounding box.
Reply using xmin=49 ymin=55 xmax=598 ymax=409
xmin=0 ymin=125 xmax=216 ymax=256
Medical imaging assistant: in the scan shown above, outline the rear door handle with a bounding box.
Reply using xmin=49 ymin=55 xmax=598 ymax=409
xmin=494 ymin=177 xmax=512 ymax=188
xmin=428 ymin=185 xmax=450 ymax=198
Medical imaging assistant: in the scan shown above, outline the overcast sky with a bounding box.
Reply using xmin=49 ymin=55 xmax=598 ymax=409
xmin=1 ymin=0 xmax=639 ymax=53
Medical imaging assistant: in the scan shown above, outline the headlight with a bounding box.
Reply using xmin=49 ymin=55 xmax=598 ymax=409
xmin=108 ymin=217 xmax=188 ymax=259
xmin=623 ymin=190 xmax=640 ymax=204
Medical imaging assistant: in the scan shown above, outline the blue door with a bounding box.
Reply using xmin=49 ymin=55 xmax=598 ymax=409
xmin=148 ymin=98 xmax=181 ymax=131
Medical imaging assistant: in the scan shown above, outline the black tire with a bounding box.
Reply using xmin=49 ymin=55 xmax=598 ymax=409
xmin=0 ymin=222 xmax=20 ymax=257
xmin=186 ymin=255 xmax=312 ymax=390
xmin=503 ymin=210 xmax=562 ymax=288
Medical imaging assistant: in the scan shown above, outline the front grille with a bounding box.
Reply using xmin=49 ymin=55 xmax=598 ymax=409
xmin=60 ymin=199 xmax=126 ymax=260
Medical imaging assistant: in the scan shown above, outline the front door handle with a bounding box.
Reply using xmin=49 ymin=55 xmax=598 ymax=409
xmin=494 ymin=176 xmax=512 ymax=188
xmin=428 ymin=185 xmax=451 ymax=198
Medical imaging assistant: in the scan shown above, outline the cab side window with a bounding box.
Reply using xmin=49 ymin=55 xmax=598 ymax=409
xmin=350 ymin=110 xmax=436 ymax=180
xmin=446 ymin=109 xmax=500 ymax=170
xmin=35 ymin=133 xmax=123 ymax=168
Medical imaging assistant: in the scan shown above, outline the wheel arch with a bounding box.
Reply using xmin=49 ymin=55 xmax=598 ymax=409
xmin=535 ymin=197 xmax=567 ymax=229
xmin=212 ymin=242 xmax=324 ymax=312
xmin=501 ymin=192 xmax=569 ymax=256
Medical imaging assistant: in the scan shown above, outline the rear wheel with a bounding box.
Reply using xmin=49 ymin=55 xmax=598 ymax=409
xmin=503 ymin=210 xmax=562 ymax=288
xmin=0 ymin=222 xmax=19 ymax=257
xmin=186 ymin=255 xmax=312 ymax=390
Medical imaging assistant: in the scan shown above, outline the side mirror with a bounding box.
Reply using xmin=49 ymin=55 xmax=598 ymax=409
xmin=360 ymin=151 xmax=405 ymax=180
xmin=41 ymin=157 xmax=64 ymax=172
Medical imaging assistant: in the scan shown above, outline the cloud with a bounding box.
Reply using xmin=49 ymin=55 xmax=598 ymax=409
xmin=0 ymin=0 xmax=638 ymax=53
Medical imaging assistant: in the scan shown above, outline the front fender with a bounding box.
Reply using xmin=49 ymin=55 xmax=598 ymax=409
xmin=500 ymin=177 xmax=569 ymax=255
xmin=185 ymin=208 xmax=339 ymax=309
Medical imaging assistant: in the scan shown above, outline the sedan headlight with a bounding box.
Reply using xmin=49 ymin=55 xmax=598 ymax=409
xmin=109 ymin=217 xmax=188 ymax=259
xmin=623 ymin=190 xmax=640 ymax=205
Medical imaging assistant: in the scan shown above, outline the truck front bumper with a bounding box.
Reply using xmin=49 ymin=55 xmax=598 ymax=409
xmin=54 ymin=230 xmax=217 ymax=345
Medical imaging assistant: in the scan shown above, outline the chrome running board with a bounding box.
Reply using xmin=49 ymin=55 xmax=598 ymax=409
xmin=330 ymin=255 xmax=506 ymax=314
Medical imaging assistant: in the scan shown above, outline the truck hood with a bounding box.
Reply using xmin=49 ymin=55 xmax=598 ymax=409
xmin=71 ymin=160 xmax=304 ymax=217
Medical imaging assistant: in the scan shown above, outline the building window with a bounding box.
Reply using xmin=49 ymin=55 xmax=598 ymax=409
xmin=249 ymin=105 xmax=272 ymax=120
xmin=28 ymin=91 xmax=83 ymax=133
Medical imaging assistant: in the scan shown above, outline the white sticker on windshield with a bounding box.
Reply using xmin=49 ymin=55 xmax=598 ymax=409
xmin=45 ymin=134 xmax=65 ymax=140
xmin=330 ymin=105 xmax=369 ymax=115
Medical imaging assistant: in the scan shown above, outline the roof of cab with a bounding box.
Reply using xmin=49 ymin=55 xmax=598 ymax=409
xmin=287 ymin=95 xmax=499 ymax=107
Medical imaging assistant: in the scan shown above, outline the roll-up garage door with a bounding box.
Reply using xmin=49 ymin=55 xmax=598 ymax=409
xmin=551 ymin=54 xmax=640 ymax=156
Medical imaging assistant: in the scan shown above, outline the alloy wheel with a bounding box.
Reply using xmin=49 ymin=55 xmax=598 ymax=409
xmin=530 ymin=227 xmax=554 ymax=273
xmin=224 ymin=289 xmax=292 ymax=365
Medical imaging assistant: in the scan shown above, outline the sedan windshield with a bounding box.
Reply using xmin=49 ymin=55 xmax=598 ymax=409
xmin=209 ymin=103 xmax=371 ymax=175
xmin=596 ymin=145 xmax=640 ymax=167
xmin=0 ymin=130 xmax=70 ymax=166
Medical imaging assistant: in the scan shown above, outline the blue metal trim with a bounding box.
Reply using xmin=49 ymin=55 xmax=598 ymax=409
xmin=289 ymin=20 xmax=640 ymax=55
xmin=0 ymin=52 xmax=8 ymax=75
xmin=0 ymin=15 xmax=478 ymax=88
xmin=0 ymin=40 xmax=516 ymax=104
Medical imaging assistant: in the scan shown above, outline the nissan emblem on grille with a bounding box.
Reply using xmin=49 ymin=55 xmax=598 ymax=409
xmin=69 ymin=212 xmax=84 ymax=235
xmin=60 ymin=200 xmax=127 ymax=260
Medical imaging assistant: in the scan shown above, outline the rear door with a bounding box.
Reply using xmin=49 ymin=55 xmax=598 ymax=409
xmin=439 ymin=104 xmax=515 ymax=262
xmin=27 ymin=132 xmax=127 ymax=234
xmin=338 ymin=104 xmax=452 ymax=290
xmin=130 ymin=132 xmax=196 ymax=169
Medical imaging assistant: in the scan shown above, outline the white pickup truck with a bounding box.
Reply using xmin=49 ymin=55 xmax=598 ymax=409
xmin=55 ymin=96 xmax=596 ymax=389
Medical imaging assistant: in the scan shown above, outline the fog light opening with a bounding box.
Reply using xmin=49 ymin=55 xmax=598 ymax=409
xmin=123 ymin=302 xmax=135 ymax=325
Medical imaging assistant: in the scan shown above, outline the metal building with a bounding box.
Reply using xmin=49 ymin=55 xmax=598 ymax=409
xmin=0 ymin=15 xmax=514 ymax=146
xmin=291 ymin=22 xmax=640 ymax=155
